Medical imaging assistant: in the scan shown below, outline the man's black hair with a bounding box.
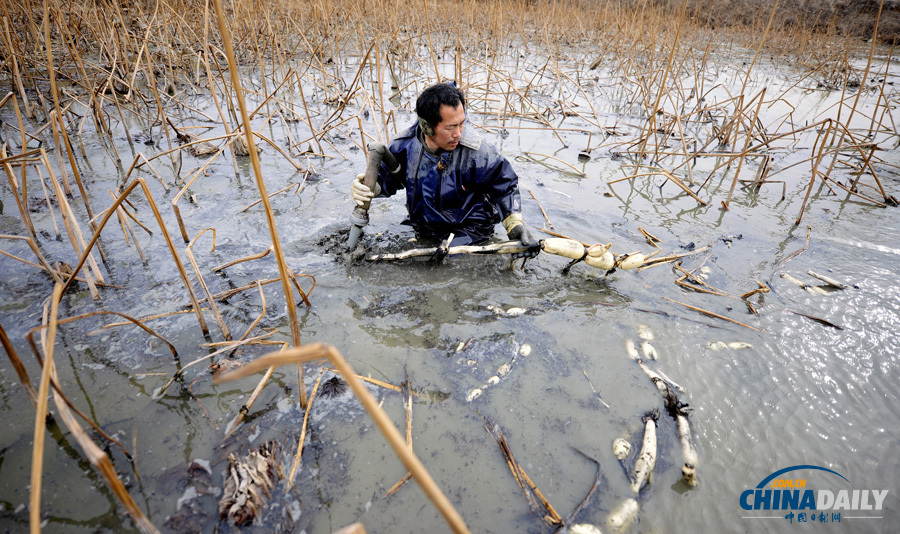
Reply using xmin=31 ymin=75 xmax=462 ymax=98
xmin=416 ymin=83 xmax=466 ymax=128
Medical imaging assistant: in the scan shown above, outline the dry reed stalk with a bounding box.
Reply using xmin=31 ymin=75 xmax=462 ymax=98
xmin=98 ymin=308 xmax=208 ymax=330
xmin=465 ymin=57 xmax=567 ymax=146
xmin=484 ymin=418 xmax=564 ymax=528
xmin=288 ymin=271 xmax=314 ymax=308
xmin=722 ymin=89 xmax=767 ymax=209
xmin=525 ymin=188 xmax=553 ymax=230
xmin=30 ymin=283 xmax=62 ymax=534
xmin=109 ymin=190 xmax=132 ymax=246
xmin=153 ymin=330 xmax=277 ymax=400
xmin=293 ymin=70 xmax=324 ymax=154
xmin=222 ymin=287 xmax=279 ymax=436
xmin=186 ymin=228 xmax=232 ymax=341
xmin=635 ymin=245 xmax=710 ymax=272
xmin=741 ymin=281 xmax=769 ymax=301
xmin=523 ymin=152 xmax=584 ymax=178
xmin=422 ymin=0 xmax=441 ymax=82
xmin=663 ymin=297 xmax=762 ymax=332
xmin=638 ymin=227 xmax=662 ymax=246
xmin=795 ymin=121 xmax=834 ymax=225
xmin=322 ymin=368 xmax=403 ymax=392
xmin=200 ymin=48 xmax=238 ymax=167
xmin=0 ymin=158 xmax=59 ymax=276
xmin=582 ymin=370 xmax=611 ymax=409
xmin=20 ymin=314 xmax=158 ymax=461
xmin=253 ymin=130 xmax=304 ymax=169
xmin=212 ymin=0 xmax=306 ymax=407
xmin=741 ymin=0 xmax=781 ymax=93
xmin=0 ymin=240 xmax=115 ymax=287
xmin=836 ymin=0 xmax=885 ymax=146
xmin=195 ymin=271 xmax=311 ymax=304
xmin=671 ymin=263 xmax=735 ymax=299
xmin=292 ymin=115 xmax=360 ymax=150
xmin=215 ymin=343 xmax=470 ymax=533
xmin=637 ymin=0 xmax=689 ymax=165
xmin=110 ymin=186 xmax=152 ymax=236
xmin=385 ymin=369 xmax=415 ymax=498
xmin=0 ymin=321 xmax=38 ymax=404
xmin=30 ymin=284 xmax=159 ymax=533
xmin=212 ymin=247 xmax=273 ymax=271
xmin=228 ymin=280 xmax=269 ymax=354
xmin=32 ymin=164 xmax=63 ymax=240
xmin=170 ymin=142 xmax=232 ymax=242
xmin=47 ymin=0 xmax=100 ymax=211
xmin=239 ymin=181 xmax=303 ymax=213
xmin=834 ymin=125 xmax=891 ymax=204
xmin=610 ymin=169 xmax=706 ymax=206
xmin=1 ymin=16 xmax=33 ymax=118
xmin=41 ymin=0 xmax=72 ymax=197
xmin=59 ymin=177 xmax=210 ymax=336
xmin=28 ymin=310 xmax=178 ymax=361
xmin=140 ymin=133 xmax=233 ymax=166
xmin=286 ymin=368 xmax=325 ymax=488
xmin=9 ymin=96 xmax=35 ymax=204
xmin=40 ymin=150 xmax=103 ymax=299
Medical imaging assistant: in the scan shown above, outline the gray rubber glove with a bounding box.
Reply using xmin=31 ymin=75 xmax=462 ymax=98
xmin=351 ymin=173 xmax=381 ymax=207
xmin=503 ymin=213 xmax=539 ymax=259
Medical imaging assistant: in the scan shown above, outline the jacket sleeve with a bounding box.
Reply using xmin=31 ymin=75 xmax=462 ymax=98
xmin=475 ymin=145 xmax=521 ymax=220
xmin=376 ymin=138 xmax=408 ymax=198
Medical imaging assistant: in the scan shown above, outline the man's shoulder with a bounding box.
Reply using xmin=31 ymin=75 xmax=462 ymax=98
xmin=393 ymin=124 xmax=418 ymax=141
xmin=459 ymin=128 xmax=483 ymax=151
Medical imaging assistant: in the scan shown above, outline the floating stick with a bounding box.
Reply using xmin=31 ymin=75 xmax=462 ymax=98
xmin=664 ymin=297 xmax=763 ymax=331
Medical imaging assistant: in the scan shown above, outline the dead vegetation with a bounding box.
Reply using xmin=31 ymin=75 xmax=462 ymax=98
xmin=1 ymin=0 xmax=898 ymax=532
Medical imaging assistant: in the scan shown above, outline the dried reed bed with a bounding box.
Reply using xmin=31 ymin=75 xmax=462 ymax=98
xmin=1 ymin=0 xmax=898 ymax=531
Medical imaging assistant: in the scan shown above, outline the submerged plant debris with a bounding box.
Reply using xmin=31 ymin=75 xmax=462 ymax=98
xmin=1 ymin=0 xmax=899 ymax=533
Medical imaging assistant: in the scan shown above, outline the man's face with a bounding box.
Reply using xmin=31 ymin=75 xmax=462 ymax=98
xmin=424 ymin=103 xmax=465 ymax=151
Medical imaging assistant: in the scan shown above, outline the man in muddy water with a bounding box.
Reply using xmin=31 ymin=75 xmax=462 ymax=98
xmin=350 ymin=82 xmax=539 ymax=258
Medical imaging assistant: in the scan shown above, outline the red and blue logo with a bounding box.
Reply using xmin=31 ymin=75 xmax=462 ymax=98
xmin=740 ymin=465 xmax=889 ymax=525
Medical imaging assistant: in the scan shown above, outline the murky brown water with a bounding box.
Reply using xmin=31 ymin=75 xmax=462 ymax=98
xmin=2 ymin=38 xmax=899 ymax=534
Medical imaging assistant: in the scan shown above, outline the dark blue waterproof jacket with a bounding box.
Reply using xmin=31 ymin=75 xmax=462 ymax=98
xmin=376 ymin=122 xmax=522 ymax=246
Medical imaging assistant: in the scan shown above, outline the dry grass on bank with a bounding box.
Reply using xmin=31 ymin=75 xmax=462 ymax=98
xmin=1 ymin=1 xmax=898 ymax=533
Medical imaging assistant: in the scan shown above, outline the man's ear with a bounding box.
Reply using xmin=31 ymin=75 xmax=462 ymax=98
xmin=418 ymin=116 xmax=435 ymax=137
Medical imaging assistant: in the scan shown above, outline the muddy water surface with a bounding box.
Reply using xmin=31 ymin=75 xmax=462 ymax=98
xmin=1 ymin=47 xmax=899 ymax=534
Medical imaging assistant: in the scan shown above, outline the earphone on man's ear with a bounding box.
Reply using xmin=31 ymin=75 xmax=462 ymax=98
xmin=418 ymin=117 xmax=435 ymax=137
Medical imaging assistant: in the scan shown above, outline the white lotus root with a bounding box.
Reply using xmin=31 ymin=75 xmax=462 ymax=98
xmin=613 ymin=437 xmax=632 ymax=461
xmin=584 ymin=251 xmax=615 ymax=269
xmin=616 ymin=252 xmax=645 ymax=270
xmin=625 ymin=338 xmax=639 ymax=360
xmin=606 ymin=497 xmax=639 ymax=532
xmin=587 ymin=243 xmax=612 ymax=257
xmin=570 ymin=524 xmax=604 ymax=534
xmin=630 ymin=412 xmax=658 ymax=494
xmin=541 ymin=237 xmax=587 ymax=259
